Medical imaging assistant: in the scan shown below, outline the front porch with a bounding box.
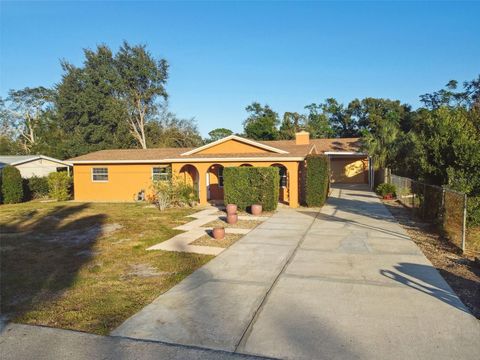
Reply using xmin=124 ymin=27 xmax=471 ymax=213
xmin=172 ymin=161 xmax=301 ymax=208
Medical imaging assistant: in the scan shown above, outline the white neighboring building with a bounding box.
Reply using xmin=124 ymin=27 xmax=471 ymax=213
xmin=0 ymin=155 xmax=72 ymax=178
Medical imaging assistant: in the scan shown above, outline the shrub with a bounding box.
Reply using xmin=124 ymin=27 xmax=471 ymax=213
xmin=223 ymin=167 xmax=279 ymax=211
xmin=1 ymin=165 xmax=24 ymax=204
xmin=48 ymin=172 xmax=72 ymax=201
xmin=28 ymin=176 xmax=50 ymax=199
xmin=467 ymin=196 xmax=480 ymax=227
xmin=376 ymin=183 xmax=396 ymax=197
xmin=150 ymin=175 xmax=198 ymax=211
xmin=305 ymin=155 xmax=329 ymax=207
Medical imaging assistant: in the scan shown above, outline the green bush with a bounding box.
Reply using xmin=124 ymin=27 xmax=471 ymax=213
xmin=305 ymin=155 xmax=329 ymax=207
xmin=223 ymin=167 xmax=279 ymax=211
xmin=28 ymin=176 xmax=50 ymax=199
xmin=467 ymin=196 xmax=480 ymax=227
xmin=1 ymin=165 xmax=24 ymax=204
xmin=48 ymin=172 xmax=72 ymax=201
xmin=150 ymin=175 xmax=198 ymax=211
xmin=376 ymin=183 xmax=396 ymax=197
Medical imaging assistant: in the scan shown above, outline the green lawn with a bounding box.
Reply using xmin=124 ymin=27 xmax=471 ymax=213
xmin=0 ymin=201 xmax=213 ymax=335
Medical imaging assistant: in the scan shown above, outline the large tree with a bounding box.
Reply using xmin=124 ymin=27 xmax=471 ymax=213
xmin=278 ymin=112 xmax=305 ymax=140
xmin=0 ymin=98 xmax=22 ymax=155
xmin=303 ymin=104 xmax=335 ymax=138
xmin=207 ymin=128 xmax=233 ymax=142
xmin=320 ymin=98 xmax=358 ymax=137
xmin=56 ymin=45 xmax=133 ymax=157
xmin=243 ymin=102 xmax=279 ymax=140
xmin=55 ymin=42 xmax=169 ymax=156
xmin=6 ymin=87 xmax=54 ymax=153
xmin=115 ymin=41 xmax=169 ymax=149
xmin=146 ymin=107 xmax=203 ymax=148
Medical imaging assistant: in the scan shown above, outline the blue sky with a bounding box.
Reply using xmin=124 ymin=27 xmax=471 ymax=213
xmin=1 ymin=1 xmax=479 ymax=136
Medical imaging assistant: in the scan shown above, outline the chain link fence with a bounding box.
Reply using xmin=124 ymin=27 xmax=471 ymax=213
xmin=387 ymin=173 xmax=473 ymax=253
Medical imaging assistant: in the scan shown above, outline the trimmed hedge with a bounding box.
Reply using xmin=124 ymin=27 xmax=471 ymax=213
xmin=305 ymin=155 xmax=329 ymax=207
xmin=1 ymin=165 xmax=24 ymax=204
xmin=28 ymin=176 xmax=50 ymax=199
xmin=48 ymin=172 xmax=72 ymax=201
xmin=223 ymin=167 xmax=279 ymax=211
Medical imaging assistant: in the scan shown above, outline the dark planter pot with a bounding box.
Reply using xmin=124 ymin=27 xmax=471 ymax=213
xmin=212 ymin=227 xmax=225 ymax=240
xmin=226 ymin=204 xmax=237 ymax=215
xmin=251 ymin=204 xmax=262 ymax=216
xmin=227 ymin=213 xmax=238 ymax=224
xmin=383 ymin=193 xmax=394 ymax=200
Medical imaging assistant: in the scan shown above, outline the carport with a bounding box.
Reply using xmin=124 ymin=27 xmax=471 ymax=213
xmin=325 ymin=152 xmax=373 ymax=189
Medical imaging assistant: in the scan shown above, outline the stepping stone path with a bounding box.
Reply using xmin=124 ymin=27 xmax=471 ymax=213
xmin=147 ymin=207 xmax=268 ymax=255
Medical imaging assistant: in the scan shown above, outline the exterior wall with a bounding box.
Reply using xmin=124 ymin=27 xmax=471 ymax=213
xmin=15 ymin=159 xmax=69 ymax=178
xmin=73 ymin=160 xmax=301 ymax=207
xmin=73 ymin=163 xmax=162 ymax=201
xmin=330 ymin=157 xmax=368 ymax=183
xmin=194 ymin=139 xmax=270 ymax=154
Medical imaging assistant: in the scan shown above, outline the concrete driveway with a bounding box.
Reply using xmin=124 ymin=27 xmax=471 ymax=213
xmin=113 ymin=185 xmax=480 ymax=359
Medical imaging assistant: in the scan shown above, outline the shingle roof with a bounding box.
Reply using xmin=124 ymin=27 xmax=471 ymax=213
xmin=68 ymin=148 xmax=189 ymax=162
xmin=0 ymin=155 xmax=38 ymax=166
xmin=0 ymin=155 xmax=72 ymax=168
xmin=309 ymin=138 xmax=363 ymax=153
xmin=67 ymin=137 xmax=363 ymax=163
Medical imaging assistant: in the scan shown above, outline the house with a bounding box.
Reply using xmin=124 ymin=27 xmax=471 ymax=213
xmin=0 ymin=155 xmax=72 ymax=178
xmin=68 ymin=132 xmax=371 ymax=207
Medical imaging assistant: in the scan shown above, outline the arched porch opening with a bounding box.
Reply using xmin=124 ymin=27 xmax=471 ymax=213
xmin=207 ymin=164 xmax=224 ymax=202
xmin=179 ymin=164 xmax=199 ymax=200
xmin=240 ymin=163 xmax=253 ymax=167
xmin=271 ymin=163 xmax=288 ymax=204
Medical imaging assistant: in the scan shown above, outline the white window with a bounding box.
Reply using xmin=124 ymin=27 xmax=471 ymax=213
xmin=92 ymin=168 xmax=108 ymax=182
xmin=152 ymin=167 xmax=170 ymax=181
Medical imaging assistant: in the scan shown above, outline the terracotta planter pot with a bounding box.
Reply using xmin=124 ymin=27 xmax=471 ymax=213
xmin=383 ymin=193 xmax=394 ymax=200
xmin=251 ymin=204 xmax=262 ymax=216
xmin=226 ymin=213 xmax=238 ymax=225
xmin=212 ymin=227 xmax=225 ymax=240
xmin=226 ymin=204 xmax=237 ymax=215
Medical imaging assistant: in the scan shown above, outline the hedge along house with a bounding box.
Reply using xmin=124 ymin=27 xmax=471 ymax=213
xmin=68 ymin=132 xmax=370 ymax=208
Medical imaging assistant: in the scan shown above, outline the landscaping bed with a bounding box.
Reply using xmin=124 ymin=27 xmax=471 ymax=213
xmin=0 ymin=201 xmax=213 ymax=334
xmin=204 ymin=218 xmax=263 ymax=229
xmin=383 ymin=199 xmax=480 ymax=319
xmin=191 ymin=233 xmax=243 ymax=248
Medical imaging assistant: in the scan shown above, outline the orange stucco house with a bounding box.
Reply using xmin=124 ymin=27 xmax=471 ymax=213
xmin=68 ymin=132 xmax=371 ymax=208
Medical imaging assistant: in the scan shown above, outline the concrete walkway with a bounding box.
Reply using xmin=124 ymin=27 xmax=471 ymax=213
xmin=112 ymin=185 xmax=480 ymax=359
xmin=147 ymin=207 xmax=268 ymax=255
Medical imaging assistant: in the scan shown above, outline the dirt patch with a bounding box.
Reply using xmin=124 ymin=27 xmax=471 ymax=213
xmin=191 ymin=233 xmax=243 ymax=248
xmin=122 ymin=264 xmax=171 ymax=279
xmin=203 ymin=219 xmax=262 ymax=229
xmin=383 ymin=199 xmax=480 ymax=319
xmin=49 ymin=223 xmax=123 ymax=246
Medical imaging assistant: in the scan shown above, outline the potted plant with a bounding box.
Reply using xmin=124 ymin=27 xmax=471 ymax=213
xmin=376 ymin=183 xmax=396 ymax=200
xmin=212 ymin=227 xmax=225 ymax=240
xmin=251 ymin=204 xmax=262 ymax=216
xmin=226 ymin=204 xmax=237 ymax=215
xmin=227 ymin=212 xmax=238 ymax=224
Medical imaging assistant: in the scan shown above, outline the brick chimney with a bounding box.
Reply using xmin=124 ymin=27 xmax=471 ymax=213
xmin=295 ymin=131 xmax=310 ymax=145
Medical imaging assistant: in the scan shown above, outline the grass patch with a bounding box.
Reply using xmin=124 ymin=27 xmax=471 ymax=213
xmin=191 ymin=233 xmax=243 ymax=248
xmin=0 ymin=201 xmax=213 ymax=334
